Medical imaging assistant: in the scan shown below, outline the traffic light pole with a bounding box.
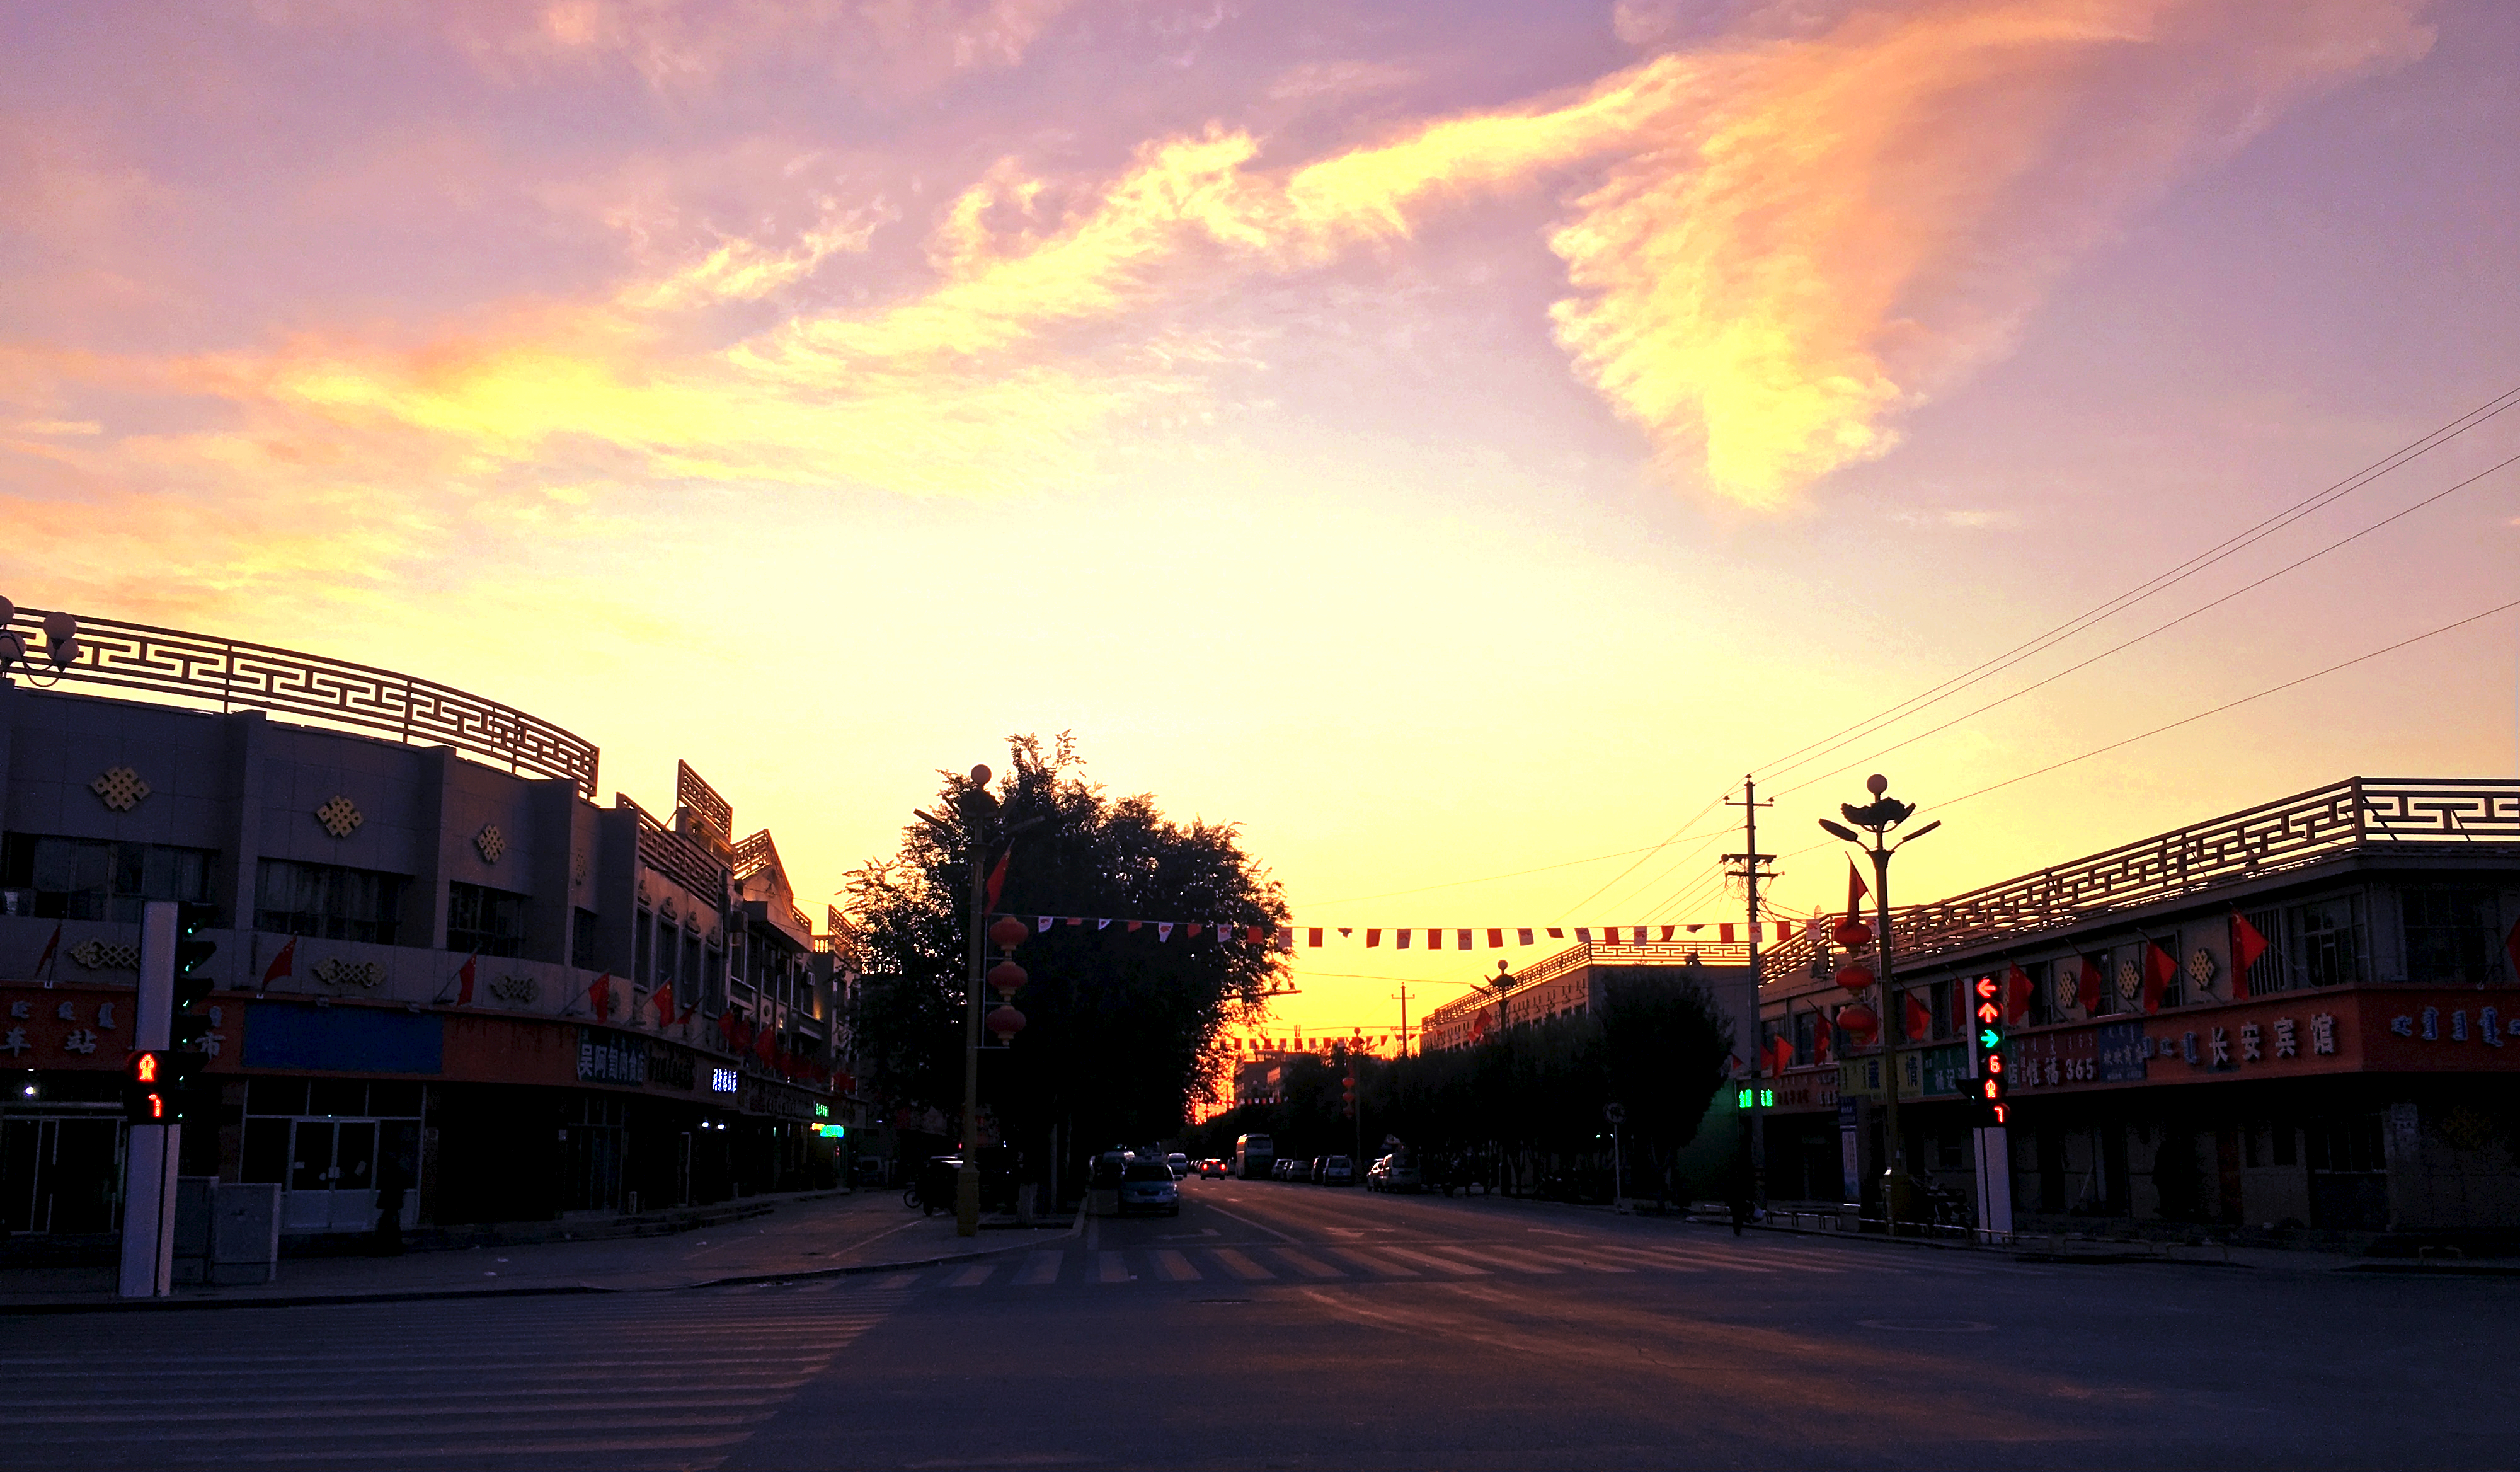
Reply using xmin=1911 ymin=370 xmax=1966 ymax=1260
xmin=119 ymin=901 xmax=179 ymax=1299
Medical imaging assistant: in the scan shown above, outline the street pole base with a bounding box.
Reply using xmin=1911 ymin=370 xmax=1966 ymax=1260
xmin=955 ymin=1168 xmax=980 ymax=1238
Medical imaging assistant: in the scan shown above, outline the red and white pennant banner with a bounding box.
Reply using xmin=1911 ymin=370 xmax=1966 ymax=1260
xmin=1004 ymin=916 xmax=1801 ymax=948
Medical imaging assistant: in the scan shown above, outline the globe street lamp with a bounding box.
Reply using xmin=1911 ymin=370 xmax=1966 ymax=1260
xmin=1818 ymin=773 xmax=1940 ymax=1234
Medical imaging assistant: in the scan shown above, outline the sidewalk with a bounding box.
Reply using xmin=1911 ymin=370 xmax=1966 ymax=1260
xmin=0 ymin=1190 xmax=1077 ymax=1313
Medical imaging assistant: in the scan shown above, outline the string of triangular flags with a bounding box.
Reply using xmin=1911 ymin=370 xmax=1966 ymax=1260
xmin=1004 ymin=915 xmax=1804 ymax=949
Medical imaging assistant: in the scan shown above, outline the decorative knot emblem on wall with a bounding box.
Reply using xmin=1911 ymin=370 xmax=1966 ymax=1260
xmin=69 ymin=939 xmax=140 ymax=971
xmin=2187 ymin=948 xmax=2218 ymax=994
xmin=90 ymin=766 xmax=151 ymax=813
xmin=315 ymin=796 xmax=364 ymax=839
xmin=311 ymin=957 xmax=384 ymax=989
xmin=488 ymin=973 xmax=538 ymax=1004
xmin=2116 ymin=960 xmax=2143 ymax=1003
xmin=475 ymin=824 xmax=507 ymax=863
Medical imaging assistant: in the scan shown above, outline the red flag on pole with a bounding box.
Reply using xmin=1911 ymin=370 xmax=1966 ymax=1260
xmin=261 ymin=936 xmax=296 ymax=988
xmin=1812 ymin=1007 xmax=1834 ymax=1064
xmin=455 ymin=953 xmax=478 ymax=1006
xmin=2230 ymin=910 xmax=2269 ymax=998
xmin=983 ymin=847 xmax=1011 ymax=911
xmin=1903 ymin=991 xmax=1933 ymax=1044
xmin=2075 ymin=955 xmax=2102 ymax=1015
xmin=33 ymin=923 xmax=60 ymax=985
xmin=1845 ymin=859 xmax=1870 ymax=926
xmin=655 ymin=981 xmax=676 ymax=1026
xmin=2142 ymin=943 xmax=2177 ymax=1015
xmin=588 ymin=973 xmax=612 ymax=1021
xmin=756 ymin=1023 xmax=777 ymax=1063
xmin=2003 ymin=964 xmax=2032 ymax=1025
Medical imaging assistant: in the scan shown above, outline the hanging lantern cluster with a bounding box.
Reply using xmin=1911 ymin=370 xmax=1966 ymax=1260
xmin=985 ymin=915 xmax=1029 ymax=1044
xmin=1833 ymin=916 xmax=1873 ymax=950
xmin=1834 ymin=962 xmax=1877 ymax=993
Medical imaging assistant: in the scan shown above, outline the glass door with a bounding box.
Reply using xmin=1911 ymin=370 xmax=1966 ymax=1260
xmin=285 ymin=1118 xmax=382 ymax=1233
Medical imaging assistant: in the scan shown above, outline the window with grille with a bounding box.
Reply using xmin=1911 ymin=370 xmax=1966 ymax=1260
xmin=2401 ymin=888 xmax=2500 ymax=985
xmin=3 ymin=834 xmax=215 ymax=922
xmin=255 ymin=859 xmax=406 ymax=945
xmin=447 ymin=882 xmax=527 ymax=958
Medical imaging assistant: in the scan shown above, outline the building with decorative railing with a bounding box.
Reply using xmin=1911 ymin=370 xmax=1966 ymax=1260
xmin=1751 ymin=777 xmax=2520 ymax=1241
xmin=0 ymin=605 xmax=850 ymax=1246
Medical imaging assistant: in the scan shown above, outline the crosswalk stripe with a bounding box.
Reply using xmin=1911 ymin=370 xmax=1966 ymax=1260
xmin=1097 ymin=1251 xmax=1131 ymax=1284
xmin=1210 ymin=1248 xmax=1277 ymax=1280
xmin=1014 ymin=1251 xmax=1065 ymax=1285
xmin=1270 ymin=1247 xmax=1346 ymax=1278
xmin=1326 ymin=1246 xmax=1419 ymax=1277
xmin=1373 ymin=1246 xmax=1490 ymax=1276
xmin=876 ymin=1271 xmax=922 ymax=1290
xmin=949 ymin=1264 xmax=995 ymax=1287
xmin=1434 ymin=1245 xmax=1563 ymax=1274
xmin=1151 ymin=1249 xmax=1203 ymax=1282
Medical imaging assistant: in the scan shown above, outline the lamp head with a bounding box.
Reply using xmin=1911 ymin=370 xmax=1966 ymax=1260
xmin=1818 ymin=819 xmax=1860 ymax=843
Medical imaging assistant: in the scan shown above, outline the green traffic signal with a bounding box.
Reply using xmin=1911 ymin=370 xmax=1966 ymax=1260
xmin=1979 ymin=1027 xmax=2002 ymax=1049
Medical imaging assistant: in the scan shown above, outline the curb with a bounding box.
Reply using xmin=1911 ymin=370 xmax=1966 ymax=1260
xmin=0 ymin=1199 xmax=1085 ymax=1316
xmin=689 ymin=1203 xmax=1088 ymax=1290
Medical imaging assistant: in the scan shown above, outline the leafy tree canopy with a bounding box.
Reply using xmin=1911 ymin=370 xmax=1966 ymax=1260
xmin=842 ymin=733 xmax=1286 ymax=1158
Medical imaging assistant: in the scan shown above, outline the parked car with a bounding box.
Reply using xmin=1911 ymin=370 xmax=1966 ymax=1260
xmin=1117 ymin=1160 xmax=1182 ymax=1216
xmin=1309 ymin=1156 xmax=1329 ymax=1183
xmin=1275 ymin=1158 xmax=1302 ymax=1181
xmin=1167 ymin=1152 xmax=1190 ymax=1176
xmin=1320 ymin=1155 xmax=1356 ymax=1187
xmin=1367 ymin=1155 xmax=1422 ymax=1192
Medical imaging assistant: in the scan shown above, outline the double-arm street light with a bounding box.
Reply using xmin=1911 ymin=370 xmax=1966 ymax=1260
xmin=1818 ymin=773 xmax=1940 ymax=1234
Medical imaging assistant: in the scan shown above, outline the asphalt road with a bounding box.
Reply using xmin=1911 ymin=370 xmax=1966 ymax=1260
xmin=4 ymin=1175 xmax=2512 ymax=1469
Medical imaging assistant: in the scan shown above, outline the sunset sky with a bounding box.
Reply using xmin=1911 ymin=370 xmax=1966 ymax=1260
xmin=4 ymin=0 xmax=2516 ymax=1042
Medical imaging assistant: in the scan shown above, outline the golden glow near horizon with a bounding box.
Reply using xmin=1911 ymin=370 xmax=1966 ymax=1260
xmin=4 ymin=0 xmax=2516 ymax=1040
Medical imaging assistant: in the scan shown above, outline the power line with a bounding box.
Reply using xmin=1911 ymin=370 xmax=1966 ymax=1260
xmin=1772 ymin=449 xmax=2520 ymax=798
xmin=1933 ymin=593 xmax=2520 ymax=811
xmin=1755 ymin=382 xmax=2520 ymax=783
xmin=1555 ymin=790 xmax=1729 ymax=919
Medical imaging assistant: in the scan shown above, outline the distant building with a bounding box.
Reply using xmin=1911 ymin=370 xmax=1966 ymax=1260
xmin=0 ymin=606 xmax=850 ymax=1246
xmin=1418 ymin=941 xmax=1755 ymax=1056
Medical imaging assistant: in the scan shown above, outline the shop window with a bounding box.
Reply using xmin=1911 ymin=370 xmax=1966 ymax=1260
xmin=634 ymin=906 xmax=654 ymax=986
xmin=1 ymin=834 xmax=215 ymax=922
xmin=703 ymin=945 xmax=724 ymax=1013
xmin=248 ymin=1078 xmax=309 ymax=1116
xmin=255 ymin=859 xmax=406 ymax=945
xmin=2086 ymin=947 xmax=2119 ymax=1016
xmin=241 ymin=1117 xmax=290 ymax=1185
xmin=682 ymin=932 xmax=702 ymax=998
xmin=447 ymin=882 xmax=527 ymax=958
xmin=571 ymin=907 xmax=600 ymax=971
xmin=2401 ymin=888 xmax=2501 ymax=985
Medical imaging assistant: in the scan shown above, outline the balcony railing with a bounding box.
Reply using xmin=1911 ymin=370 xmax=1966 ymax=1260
xmin=1421 ymin=939 xmax=1761 ymax=1027
xmin=1762 ymin=776 xmax=2520 ymax=982
xmin=9 ymin=607 xmax=599 ymax=798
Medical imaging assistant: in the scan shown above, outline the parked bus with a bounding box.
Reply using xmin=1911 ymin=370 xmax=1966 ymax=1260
xmin=1234 ymin=1133 xmax=1275 ymax=1180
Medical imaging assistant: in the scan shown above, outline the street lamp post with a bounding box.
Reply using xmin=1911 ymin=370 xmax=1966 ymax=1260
xmin=1818 ymin=774 xmax=1940 ymax=1235
xmin=953 ymin=766 xmax=994 ymax=1239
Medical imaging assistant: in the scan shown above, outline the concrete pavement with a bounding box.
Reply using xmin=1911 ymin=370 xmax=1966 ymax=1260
xmin=0 ymin=1189 xmax=1074 ymax=1311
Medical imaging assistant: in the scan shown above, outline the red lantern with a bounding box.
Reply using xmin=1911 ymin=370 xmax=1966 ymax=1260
xmin=986 ymin=960 xmax=1027 ymax=998
xmin=988 ymin=916 xmax=1029 ymax=952
xmin=986 ymin=1004 xmax=1027 ymax=1043
xmin=1836 ymin=1004 xmax=1878 ymax=1040
xmin=1835 ymin=963 xmax=1876 ymax=992
xmin=1833 ymin=918 xmax=1873 ymax=949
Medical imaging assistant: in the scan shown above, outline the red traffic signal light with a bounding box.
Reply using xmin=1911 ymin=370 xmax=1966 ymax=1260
xmin=123 ymin=1050 xmax=171 ymax=1124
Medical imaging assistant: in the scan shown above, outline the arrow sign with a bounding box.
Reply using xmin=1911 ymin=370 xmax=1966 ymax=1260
xmin=1980 ymin=1027 xmax=2002 ymax=1050
xmin=1974 ymin=978 xmax=1999 ymax=999
xmin=1977 ymin=1001 xmax=2001 ymax=1023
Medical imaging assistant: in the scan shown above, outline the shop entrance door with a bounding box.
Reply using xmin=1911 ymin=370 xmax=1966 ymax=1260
xmin=285 ymin=1118 xmax=379 ymax=1233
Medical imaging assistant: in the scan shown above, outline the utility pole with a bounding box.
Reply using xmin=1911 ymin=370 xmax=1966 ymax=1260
xmin=1724 ymin=777 xmax=1775 ymax=1217
xmin=1390 ymin=983 xmax=1412 ymax=1058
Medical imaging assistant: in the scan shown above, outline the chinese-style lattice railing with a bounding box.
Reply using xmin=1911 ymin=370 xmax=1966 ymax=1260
xmin=1760 ymin=776 xmax=2520 ymax=982
xmin=11 ymin=607 xmax=600 ymax=798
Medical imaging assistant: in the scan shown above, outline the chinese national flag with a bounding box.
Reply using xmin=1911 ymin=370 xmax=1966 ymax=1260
xmin=2230 ymin=910 xmax=2269 ymax=998
xmin=1812 ymin=1011 xmax=1833 ymax=1064
xmin=2142 ymin=943 xmax=2177 ymax=1015
xmin=455 ymin=953 xmax=477 ymax=1006
xmin=2003 ymin=964 xmax=2032 ymax=1025
xmin=1903 ymin=991 xmax=1933 ymax=1044
xmin=2074 ymin=955 xmax=2102 ymax=1015
xmin=588 ymin=973 xmax=611 ymax=1021
xmin=655 ymin=982 xmax=677 ymax=1026
xmin=1845 ymin=859 xmax=1870 ymax=928
xmin=261 ymin=936 xmax=296 ymax=987
xmin=757 ymin=1023 xmax=777 ymax=1062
